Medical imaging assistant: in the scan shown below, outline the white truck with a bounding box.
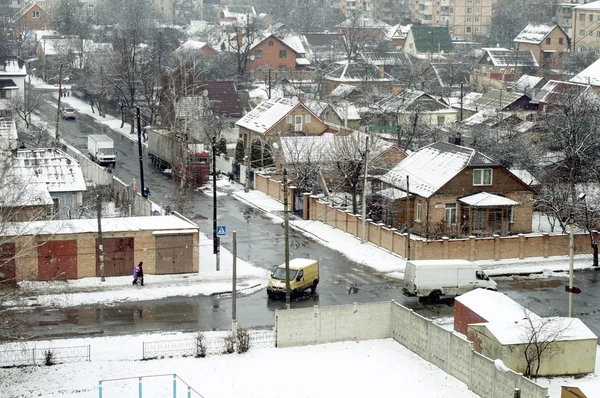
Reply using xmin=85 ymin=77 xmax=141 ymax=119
xmin=88 ymin=135 xmax=116 ymax=166
xmin=402 ymin=259 xmax=497 ymax=302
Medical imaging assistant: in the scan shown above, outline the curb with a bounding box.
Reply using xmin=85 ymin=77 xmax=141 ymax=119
xmin=210 ymin=283 xmax=263 ymax=296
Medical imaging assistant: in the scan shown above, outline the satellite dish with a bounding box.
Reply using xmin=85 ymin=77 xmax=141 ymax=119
xmin=202 ymin=89 xmax=208 ymax=97
xmin=291 ymin=96 xmax=298 ymax=104
xmin=272 ymin=142 xmax=279 ymax=150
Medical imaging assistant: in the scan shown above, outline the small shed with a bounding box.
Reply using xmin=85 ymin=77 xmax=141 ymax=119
xmin=467 ymin=317 xmax=597 ymax=377
xmin=454 ymin=288 xmax=539 ymax=335
xmin=4 ymin=215 xmax=200 ymax=282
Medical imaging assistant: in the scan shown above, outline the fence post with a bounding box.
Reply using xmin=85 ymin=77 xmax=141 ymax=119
xmin=142 ymin=342 xmax=145 ymax=359
xmin=98 ymin=381 xmax=102 ymax=398
xmin=188 ymin=386 xmax=191 ymax=398
xmin=173 ymin=374 xmax=176 ymax=398
xmin=139 ymin=377 xmax=142 ymax=398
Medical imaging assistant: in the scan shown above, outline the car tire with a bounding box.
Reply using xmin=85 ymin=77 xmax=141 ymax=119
xmin=428 ymin=290 xmax=441 ymax=303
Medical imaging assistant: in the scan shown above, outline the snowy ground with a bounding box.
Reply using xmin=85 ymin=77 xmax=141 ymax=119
xmin=0 ymin=335 xmax=480 ymax=398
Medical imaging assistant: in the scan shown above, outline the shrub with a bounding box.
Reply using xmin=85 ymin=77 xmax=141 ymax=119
xmin=195 ymin=332 xmax=207 ymax=358
xmin=44 ymin=350 xmax=55 ymax=366
xmin=236 ymin=329 xmax=250 ymax=354
xmin=223 ymin=333 xmax=235 ymax=354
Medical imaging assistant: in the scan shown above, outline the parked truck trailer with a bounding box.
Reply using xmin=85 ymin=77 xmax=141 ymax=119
xmin=147 ymin=128 xmax=210 ymax=185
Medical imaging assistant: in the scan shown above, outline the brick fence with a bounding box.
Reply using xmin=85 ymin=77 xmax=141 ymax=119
xmin=255 ymin=173 xmax=592 ymax=261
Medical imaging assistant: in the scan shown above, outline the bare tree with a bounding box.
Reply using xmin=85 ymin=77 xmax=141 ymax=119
xmin=520 ymin=313 xmax=572 ymax=379
xmin=10 ymin=81 xmax=46 ymax=129
xmin=279 ymin=136 xmax=326 ymax=192
xmin=227 ymin=15 xmax=262 ymax=76
xmin=339 ymin=11 xmax=385 ymax=62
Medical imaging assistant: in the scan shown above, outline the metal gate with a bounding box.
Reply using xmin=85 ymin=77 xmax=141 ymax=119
xmin=155 ymin=235 xmax=194 ymax=274
xmin=0 ymin=242 xmax=16 ymax=284
xmin=38 ymin=240 xmax=78 ymax=280
xmin=294 ymin=191 xmax=304 ymax=217
xmin=233 ymin=161 xmax=241 ymax=182
xmin=96 ymin=237 xmax=134 ymax=277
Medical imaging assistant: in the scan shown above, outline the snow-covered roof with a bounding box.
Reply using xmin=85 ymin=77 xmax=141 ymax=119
xmin=509 ymin=169 xmax=539 ymax=186
xmin=386 ymin=24 xmax=411 ymax=41
xmin=12 ymin=148 xmax=86 ymax=193
xmin=571 ymin=58 xmax=600 ymax=86
xmin=446 ymin=92 xmax=482 ymax=111
xmin=3 ymin=215 xmax=199 ymax=237
xmin=480 ymin=48 xmax=538 ymax=67
xmin=459 ymin=192 xmax=520 ymax=207
xmin=328 ymin=84 xmax=361 ymax=99
xmin=575 ymin=0 xmax=600 ymax=10
xmin=473 ymin=89 xmax=527 ymax=111
xmin=0 ymin=181 xmax=53 ymax=207
xmin=282 ymin=36 xmax=305 ymax=54
xmin=376 ymin=187 xmax=408 ymax=200
xmin=296 ymin=58 xmax=310 ymax=66
xmin=533 ymin=80 xmax=592 ymax=104
xmin=514 ymin=24 xmax=556 ymax=44
xmin=375 ymin=90 xmax=453 ymax=114
xmin=336 ymin=16 xmax=391 ymax=30
xmin=179 ymin=40 xmax=210 ymax=50
xmin=511 ymin=74 xmax=545 ymax=94
xmin=456 ymin=288 xmax=540 ymax=324
xmin=0 ymin=57 xmax=26 ymax=76
xmin=326 ymin=63 xmax=393 ymax=82
xmin=236 ymin=97 xmax=319 ymax=135
xmin=333 ymin=102 xmax=360 ymax=120
xmin=480 ymin=317 xmax=597 ymax=345
xmin=379 ymin=142 xmax=498 ymax=199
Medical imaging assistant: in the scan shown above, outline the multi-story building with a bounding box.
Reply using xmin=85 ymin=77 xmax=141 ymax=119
xmin=572 ymin=0 xmax=600 ymax=54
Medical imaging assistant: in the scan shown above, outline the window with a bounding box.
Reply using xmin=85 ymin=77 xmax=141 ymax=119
xmin=466 ymin=17 xmax=472 ymax=22
xmin=510 ymin=207 xmax=515 ymax=223
xmin=254 ymin=50 xmax=262 ymax=58
xmin=279 ymin=50 xmax=287 ymax=58
xmin=305 ymin=115 xmax=311 ymax=123
xmin=475 ymin=7 xmax=479 ymax=14
xmin=445 ymin=204 xmax=457 ymax=226
xmin=559 ymin=37 xmax=564 ymax=44
xmin=416 ymin=201 xmax=422 ymax=222
xmin=500 ymin=68 xmax=506 ymax=74
xmin=0 ymin=90 xmax=11 ymax=99
xmin=579 ymin=29 xmax=585 ymax=37
xmin=278 ymin=65 xmax=287 ymax=71
xmin=286 ymin=115 xmax=292 ymax=124
xmin=32 ymin=11 xmax=40 ymax=18
xmin=467 ymin=7 xmax=472 ymax=13
xmin=268 ymin=40 xmax=274 ymax=46
xmin=474 ymin=27 xmax=479 ymax=32
xmin=296 ymin=270 xmax=304 ymax=281
xmin=510 ymin=68 xmax=515 ymax=73
xmin=294 ymin=115 xmax=302 ymax=130
xmin=597 ymin=31 xmax=600 ymax=38
xmin=546 ymin=38 xmax=551 ymax=45
xmin=476 ymin=271 xmax=489 ymax=281
xmin=481 ymin=66 xmax=486 ymax=73
xmin=437 ymin=115 xmax=445 ymax=126
xmin=580 ymin=14 xmax=586 ymax=22
xmin=591 ymin=14 xmax=594 ymax=22
xmin=467 ymin=0 xmax=472 ymax=3
xmin=475 ymin=17 xmax=479 ymax=22
xmin=473 ymin=168 xmax=492 ymax=185
xmin=466 ymin=27 xmax=471 ymax=33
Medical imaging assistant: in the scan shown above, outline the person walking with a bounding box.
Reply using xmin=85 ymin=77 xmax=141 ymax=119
xmin=132 ymin=263 xmax=140 ymax=286
xmin=138 ymin=262 xmax=144 ymax=286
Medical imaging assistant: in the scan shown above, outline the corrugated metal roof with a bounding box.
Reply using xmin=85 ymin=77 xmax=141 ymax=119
xmin=514 ymin=24 xmax=556 ymax=44
xmin=481 ymin=48 xmax=538 ymax=67
xmin=459 ymin=192 xmax=519 ymax=207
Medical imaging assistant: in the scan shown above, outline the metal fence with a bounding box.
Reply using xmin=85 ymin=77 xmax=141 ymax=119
xmin=0 ymin=345 xmax=91 ymax=367
xmin=142 ymin=331 xmax=275 ymax=360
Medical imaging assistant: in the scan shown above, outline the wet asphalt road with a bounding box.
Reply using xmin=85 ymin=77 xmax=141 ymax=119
xmin=13 ymin=95 xmax=600 ymax=340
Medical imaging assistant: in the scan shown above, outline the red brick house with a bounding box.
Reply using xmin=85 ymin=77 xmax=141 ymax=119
xmin=11 ymin=2 xmax=53 ymax=38
xmin=513 ymin=24 xmax=569 ymax=68
xmin=246 ymin=34 xmax=311 ymax=72
xmin=377 ymin=142 xmax=536 ymax=237
xmin=177 ymin=40 xmax=216 ymax=59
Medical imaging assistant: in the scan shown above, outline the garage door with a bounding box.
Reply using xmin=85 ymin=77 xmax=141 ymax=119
xmin=96 ymin=237 xmax=134 ymax=277
xmin=38 ymin=240 xmax=78 ymax=280
xmin=155 ymin=235 xmax=194 ymax=275
xmin=0 ymin=242 xmax=16 ymax=284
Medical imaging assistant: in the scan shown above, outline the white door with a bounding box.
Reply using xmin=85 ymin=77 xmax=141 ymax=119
xmin=295 ymin=115 xmax=303 ymax=131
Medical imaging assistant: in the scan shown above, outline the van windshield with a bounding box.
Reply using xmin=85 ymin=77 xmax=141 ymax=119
xmin=272 ymin=267 xmax=298 ymax=280
xmin=476 ymin=271 xmax=489 ymax=281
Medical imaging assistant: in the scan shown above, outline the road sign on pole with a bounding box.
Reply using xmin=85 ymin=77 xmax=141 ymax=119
xmin=217 ymin=226 xmax=227 ymax=237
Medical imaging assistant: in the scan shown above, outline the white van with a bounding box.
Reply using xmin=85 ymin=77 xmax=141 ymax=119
xmin=402 ymin=259 xmax=496 ymax=301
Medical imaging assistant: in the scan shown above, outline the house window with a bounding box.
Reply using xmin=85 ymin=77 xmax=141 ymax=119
xmin=466 ymin=17 xmax=472 ymax=22
xmin=579 ymin=29 xmax=585 ymax=37
xmin=591 ymin=14 xmax=594 ymax=22
xmin=474 ymin=27 xmax=479 ymax=32
xmin=278 ymin=65 xmax=287 ymax=71
xmin=254 ymin=50 xmax=262 ymax=58
xmin=279 ymin=50 xmax=287 ymax=58
xmin=32 ymin=11 xmax=40 ymax=18
xmin=416 ymin=201 xmax=422 ymax=222
xmin=473 ymin=168 xmax=493 ymax=185
xmin=445 ymin=204 xmax=457 ymax=226
xmin=0 ymin=90 xmax=11 ymax=99
xmin=559 ymin=37 xmax=564 ymax=44
xmin=580 ymin=14 xmax=585 ymax=22
xmin=500 ymin=68 xmax=506 ymax=74
xmin=437 ymin=115 xmax=445 ymax=126
xmin=597 ymin=31 xmax=600 ymax=38
xmin=481 ymin=66 xmax=486 ymax=73
xmin=475 ymin=7 xmax=479 ymax=14
xmin=546 ymin=38 xmax=551 ymax=45
xmin=475 ymin=17 xmax=479 ymax=22
xmin=466 ymin=27 xmax=471 ymax=33
xmin=467 ymin=7 xmax=472 ymax=13
xmin=286 ymin=115 xmax=292 ymax=124
xmin=294 ymin=115 xmax=302 ymax=130
xmin=268 ymin=40 xmax=274 ymax=46
xmin=305 ymin=115 xmax=311 ymax=123
xmin=510 ymin=207 xmax=515 ymax=223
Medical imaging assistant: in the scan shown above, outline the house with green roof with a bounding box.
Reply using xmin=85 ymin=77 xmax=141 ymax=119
xmin=403 ymin=26 xmax=453 ymax=57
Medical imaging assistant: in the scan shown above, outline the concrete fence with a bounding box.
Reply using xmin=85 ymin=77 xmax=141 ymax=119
xmin=254 ymin=174 xmax=591 ymax=262
xmin=275 ymin=301 xmax=548 ymax=398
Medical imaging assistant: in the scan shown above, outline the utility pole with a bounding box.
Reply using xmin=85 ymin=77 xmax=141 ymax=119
xmin=137 ymin=107 xmax=146 ymax=198
xmin=244 ymin=134 xmax=251 ymax=192
xmin=406 ymin=176 xmax=411 ymax=260
xmin=55 ymin=63 xmax=63 ymax=141
xmin=232 ymin=230 xmax=237 ymax=338
xmin=268 ymin=68 xmax=272 ymax=100
xmin=97 ymin=194 xmax=105 ymax=282
xmin=459 ymin=82 xmax=464 ymax=122
xmin=360 ymin=136 xmax=369 ymax=244
xmin=213 ymin=135 xmax=220 ymax=271
xmin=283 ymin=169 xmax=291 ymax=309
xmin=568 ymin=212 xmax=575 ymax=317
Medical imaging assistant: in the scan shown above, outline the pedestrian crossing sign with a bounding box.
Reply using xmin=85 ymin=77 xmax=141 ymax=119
xmin=217 ymin=226 xmax=227 ymax=236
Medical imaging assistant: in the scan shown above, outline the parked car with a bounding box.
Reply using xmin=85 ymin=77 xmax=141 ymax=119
xmin=61 ymin=107 xmax=76 ymax=120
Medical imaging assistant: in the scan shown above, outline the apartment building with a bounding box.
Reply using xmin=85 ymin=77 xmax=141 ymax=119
xmin=572 ymin=0 xmax=600 ymax=54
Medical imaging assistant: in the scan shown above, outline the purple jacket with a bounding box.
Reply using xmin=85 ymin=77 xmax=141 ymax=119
xmin=133 ymin=266 xmax=140 ymax=278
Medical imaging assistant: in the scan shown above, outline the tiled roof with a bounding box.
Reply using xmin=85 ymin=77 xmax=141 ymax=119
xmin=375 ymin=90 xmax=451 ymax=113
xmin=431 ymin=63 xmax=470 ymax=88
xmin=379 ymin=142 xmax=498 ymax=198
xmin=361 ymin=51 xmax=411 ymax=66
xmin=201 ymin=81 xmax=243 ymax=118
xmin=533 ymin=80 xmax=590 ymax=104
